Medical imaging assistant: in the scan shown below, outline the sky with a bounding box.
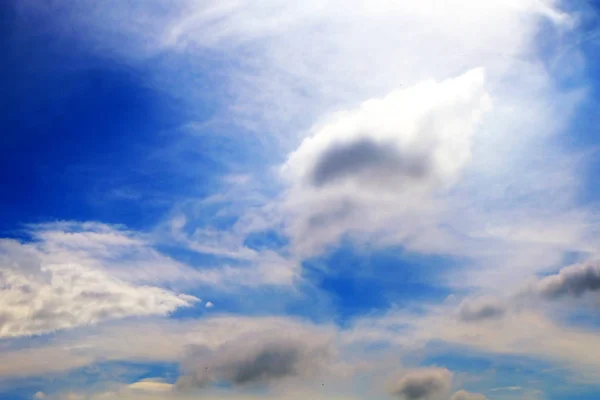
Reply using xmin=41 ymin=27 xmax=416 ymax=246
xmin=2 ymin=0 xmax=600 ymax=399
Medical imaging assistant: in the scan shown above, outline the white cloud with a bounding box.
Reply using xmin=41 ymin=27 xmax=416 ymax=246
xmin=283 ymin=68 xmax=489 ymax=189
xmin=19 ymin=220 xmax=299 ymax=299
xmin=24 ymin=221 xmax=202 ymax=288
xmin=205 ymin=301 xmax=214 ymax=308
xmin=280 ymin=69 xmax=491 ymax=255
xmin=0 ymin=238 xmax=198 ymax=338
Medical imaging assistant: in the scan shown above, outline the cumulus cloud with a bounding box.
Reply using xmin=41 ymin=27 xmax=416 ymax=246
xmin=0 ymin=248 xmax=197 ymax=338
xmin=534 ymin=261 xmax=600 ymax=300
xmin=281 ymin=69 xmax=491 ymax=255
xmin=450 ymin=390 xmax=488 ymax=400
xmin=388 ymin=368 xmax=452 ymax=400
xmin=283 ymin=68 xmax=489 ymax=191
xmin=0 ymin=262 xmax=195 ymax=338
xmin=0 ymin=225 xmax=199 ymax=338
xmin=457 ymin=297 xmax=506 ymax=322
xmin=176 ymin=329 xmax=336 ymax=389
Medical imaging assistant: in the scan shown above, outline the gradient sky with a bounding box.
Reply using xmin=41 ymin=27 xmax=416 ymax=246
xmin=2 ymin=1 xmax=600 ymax=400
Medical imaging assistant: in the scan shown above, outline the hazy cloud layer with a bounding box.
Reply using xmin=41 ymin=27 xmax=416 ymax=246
xmin=0 ymin=317 xmax=335 ymax=379
xmin=347 ymin=305 xmax=600 ymax=380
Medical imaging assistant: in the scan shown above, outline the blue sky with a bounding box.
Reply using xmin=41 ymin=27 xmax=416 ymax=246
xmin=2 ymin=1 xmax=600 ymax=400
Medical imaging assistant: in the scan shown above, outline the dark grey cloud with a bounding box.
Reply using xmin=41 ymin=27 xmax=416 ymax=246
xmin=536 ymin=262 xmax=600 ymax=300
xmin=450 ymin=390 xmax=488 ymax=400
xmin=229 ymin=345 xmax=299 ymax=384
xmin=310 ymin=137 xmax=430 ymax=187
xmin=389 ymin=368 xmax=452 ymax=400
xmin=457 ymin=297 xmax=506 ymax=322
xmin=176 ymin=331 xmax=335 ymax=390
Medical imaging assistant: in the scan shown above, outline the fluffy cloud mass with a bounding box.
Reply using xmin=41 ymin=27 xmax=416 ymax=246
xmin=533 ymin=261 xmax=600 ymax=300
xmin=176 ymin=329 xmax=336 ymax=389
xmin=283 ymin=68 xmax=489 ymax=190
xmin=0 ymin=225 xmax=198 ymax=338
xmin=388 ymin=368 xmax=452 ymax=400
xmin=281 ymin=69 xmax=491 ymax=255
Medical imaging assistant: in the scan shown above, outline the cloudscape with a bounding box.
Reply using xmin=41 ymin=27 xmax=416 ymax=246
xmin=2 ymin=1 xmax=600 ymax=399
